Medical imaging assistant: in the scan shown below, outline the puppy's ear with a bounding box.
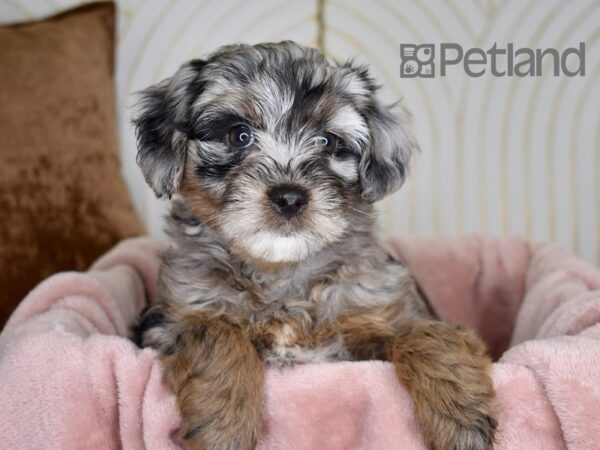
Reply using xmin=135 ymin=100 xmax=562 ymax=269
xmin=340 ymin=62 xmax=418 ymax=203
xmin=132 ymin=60 xmax=205 ymax=198
xmin=359 ymin=101 xmax=417 ymax=203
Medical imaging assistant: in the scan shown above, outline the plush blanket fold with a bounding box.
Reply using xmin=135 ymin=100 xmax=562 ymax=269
xmin=1 ymin=235 xmax=599 ymax=449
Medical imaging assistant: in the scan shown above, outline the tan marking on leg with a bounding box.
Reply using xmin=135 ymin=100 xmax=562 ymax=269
xmin=329 ymin=314 xmax=497 ymax=450
xmin=386 ymin=321 xmax=497 ymax=450
xmin=160 ymin=311 xmax=264 ymax=450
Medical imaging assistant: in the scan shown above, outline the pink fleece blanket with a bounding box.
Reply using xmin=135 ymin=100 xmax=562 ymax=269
xmin=1 ymin=235 xmax=599 ymax=449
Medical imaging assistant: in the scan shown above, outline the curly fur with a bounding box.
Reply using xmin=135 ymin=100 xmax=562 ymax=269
xmin=132 ymin=41 xmax=496 ymax=450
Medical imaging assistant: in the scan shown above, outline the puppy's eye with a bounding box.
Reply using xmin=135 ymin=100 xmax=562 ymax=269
xmin=315 ymin=132 xmax=338 ymax=152
xmin=316 ymin=132 xmax=354 ymax=159
xmin=227 ymin=124 xmax=254 ymax=148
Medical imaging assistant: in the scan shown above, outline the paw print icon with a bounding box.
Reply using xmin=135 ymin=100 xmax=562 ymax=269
xmin=400 ymin=44 xmax=435 ymax=78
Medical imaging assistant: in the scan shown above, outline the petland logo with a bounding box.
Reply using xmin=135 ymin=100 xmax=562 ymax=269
xmin=400 ymin=43 xmax=586 ymax=78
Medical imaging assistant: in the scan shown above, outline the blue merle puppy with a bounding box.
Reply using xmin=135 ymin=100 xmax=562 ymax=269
xmin=132 ymin=41 xmax=496 ymax=450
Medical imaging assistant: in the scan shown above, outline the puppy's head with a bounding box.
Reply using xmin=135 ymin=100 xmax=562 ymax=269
xmin=133 ymin=41 xmax=416 ymax=263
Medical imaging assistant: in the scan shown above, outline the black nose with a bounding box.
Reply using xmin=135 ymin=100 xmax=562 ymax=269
xmin=268 ymin=185 xmax=308 ymax=218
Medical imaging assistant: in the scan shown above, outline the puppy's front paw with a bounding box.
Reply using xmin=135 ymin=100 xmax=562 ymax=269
xmin=448 ymin=412 xmax=497 ymax=450
xmin=175 ymin=376 xmax=261 ymax=450
xmin=388 ymin=321 xmax=497 ymax=450
xmin=425 ymin=400 xmax=496 ymax=450
xmin=160 ymin=314 xmax=264 ymax=450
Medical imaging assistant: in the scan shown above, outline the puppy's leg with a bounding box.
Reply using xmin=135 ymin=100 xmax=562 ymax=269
xmin=160 ymin=311 xmax=264 ymax=450
xmin=338 ymin=317 xmax=496 ymax=450
xmin=387 ymin=321 xmax=496 ymax=450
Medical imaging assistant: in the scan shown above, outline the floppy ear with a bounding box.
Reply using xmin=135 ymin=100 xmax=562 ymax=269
xmin=132 ymin=60 xmax=205 ymax=198
xmin=339 ymin=62 xmax=418 ymax=203
xmin=359 ymin=100 xmax=418 ymax=203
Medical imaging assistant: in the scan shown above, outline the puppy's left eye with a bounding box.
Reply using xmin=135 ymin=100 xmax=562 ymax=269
xmin=227 ymin=124 xmax=254 ymax=149
xmin=315 ymin=132 xmax=336 ymax=149
xmin=316 ymin=132 xmax=353 ymax=159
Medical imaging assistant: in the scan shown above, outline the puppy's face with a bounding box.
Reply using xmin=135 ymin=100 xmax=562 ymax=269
xmin=134 ymin=42 xmax=416 ymax=263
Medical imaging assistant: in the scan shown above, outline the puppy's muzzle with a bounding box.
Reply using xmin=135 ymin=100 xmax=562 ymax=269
xmin=268 ymin=185 xmax=308 ymax=218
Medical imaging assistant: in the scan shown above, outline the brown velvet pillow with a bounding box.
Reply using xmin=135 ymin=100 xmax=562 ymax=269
xmin=0 ymin=2 xmax=144 ymax=326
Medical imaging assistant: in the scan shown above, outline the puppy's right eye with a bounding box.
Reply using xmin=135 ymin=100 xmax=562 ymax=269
xmin=227 ymin=124 xmax=254 ymax=149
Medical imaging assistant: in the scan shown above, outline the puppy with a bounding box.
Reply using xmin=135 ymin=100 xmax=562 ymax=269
xmin=132 ymin=41 xmax=496 ymax=450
